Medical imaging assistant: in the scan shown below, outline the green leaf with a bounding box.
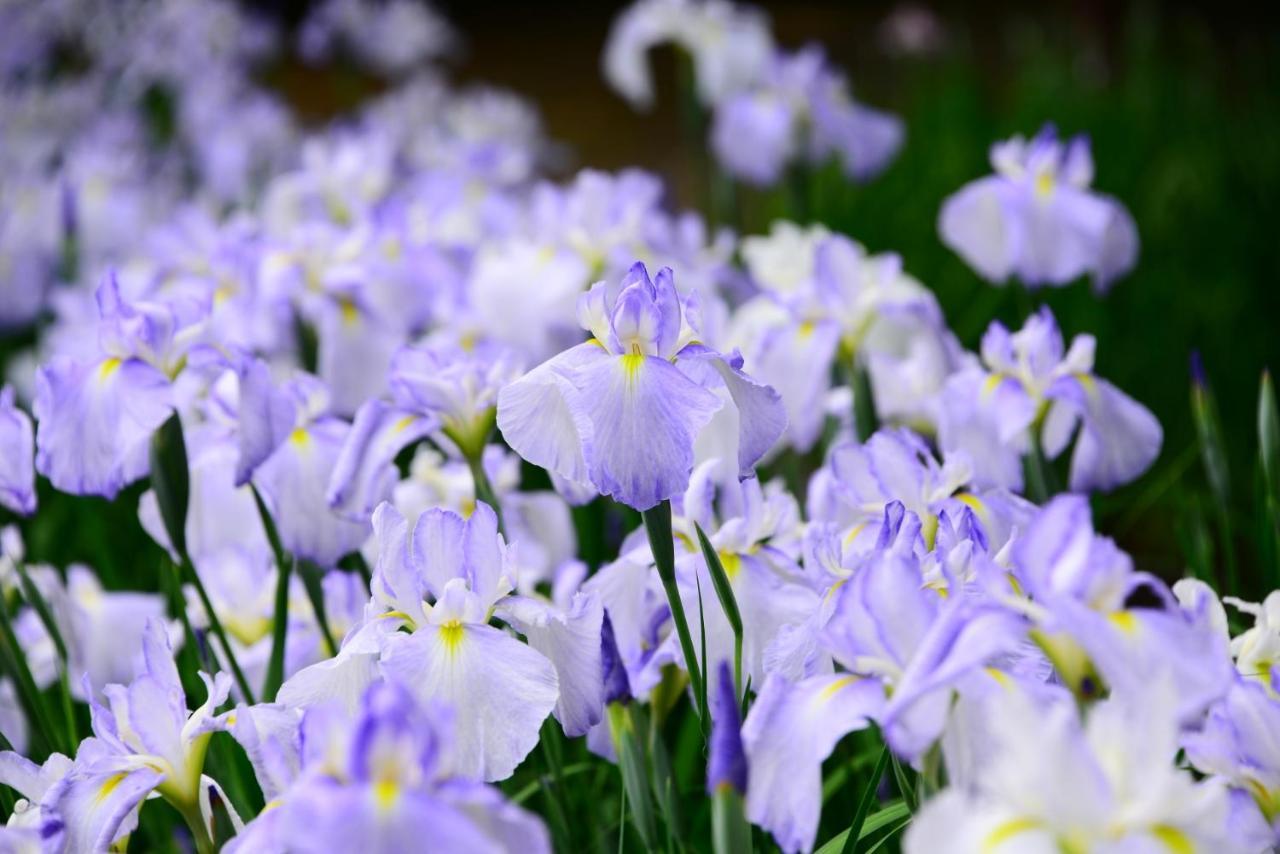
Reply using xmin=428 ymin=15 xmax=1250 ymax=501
xmin=297 ymin=559 xmax=338 ymax=658
xmin=609 ymin=703 xmax=657 ymax=850
xmin=148 ymin=412 xmax=190 ymax=558
xmin=694 ymin=522 xmax=743 ymax=698
xmin=712 ymin=788 xmax=751 ymax=854
xmin=814 ymin=801 xmax=910 ymax=854
xmin=1261 ymin=370 xmax=1280 ymax=497
xmin=840 ymin=746 xmax=891 ymax=854
xmin=261 ymin=556 xmax=293 ymax=702
xmin=641 ymin=500 xmax=705 ymax=726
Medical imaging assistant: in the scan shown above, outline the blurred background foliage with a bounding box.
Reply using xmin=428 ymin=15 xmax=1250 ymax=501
xmin=10 ymin=0 xmax=1279 ymax=598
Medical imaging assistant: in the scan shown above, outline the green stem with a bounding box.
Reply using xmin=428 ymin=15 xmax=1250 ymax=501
xmin=298 ymin=560 xmax=338 ymax=658
xmin=467 ymin=451 xmax=506 ymax=537
xmin=841 ymin=746 xmax=890 ymax=854
xmin=173 ymin=797 xmax=215 ymax=854
xmin=181 ymin=555 xmax=255 ymax=705
xmin=12 ymin=560 xmax=78 ymax=753
xmin=640 ymin=500 xmax=706 ymax=727
xmin=0 ymin=594 xmax=56 ymax=756
xmin=261 ymin=557 xmax=293 ymax=702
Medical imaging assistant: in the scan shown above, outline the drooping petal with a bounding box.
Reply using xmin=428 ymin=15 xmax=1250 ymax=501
xmin=234 ymin=358 xmax=296 ymax=488
xmin=378 ymin=622 xmax=558 ymax=781
xmin=42 ymin=760 xmax=163 ymax=853
xmin=0 ymin=387 xmax=35 ymax=515
xmin=255 ymin=417 xmax=369 ymax=566
xmin=34 ymin=356 xmax=173 ymax=498
xmin=742 ymin=673 xmax=884 ymax=854
xmin=937 ymin=176 xmax=1025 ymax=283
xmin=496 ymin=343 xmax=602 ymax=489
xmin=571 ymin=352 xmax=722 ymax=510
xmin=496 ymin=593 xmax=604 ymax=738
xmin=1046 ymin=375 xmax=1162 ymax=492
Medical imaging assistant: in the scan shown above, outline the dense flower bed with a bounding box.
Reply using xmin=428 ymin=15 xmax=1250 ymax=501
xmin=0 ymin=1 xmax=1276 ymax=852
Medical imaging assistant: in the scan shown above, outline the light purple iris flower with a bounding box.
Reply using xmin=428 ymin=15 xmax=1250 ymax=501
xmin=279 ymin=500 xmax=603 ymax=781
xmin=938 ymin=124 xmax=1139 ymax=291
xmin=327 ymin=340 xmax=521 ymax=521
xmin=497 ymin=261 xmax=786 ymax=511
xmin=37 ymin=621 xmax=233 ymax=852
xmin=710 ymin=45 xmax=903 ymax=188
xmin=939 ymin=307 xmax=1162 ymax=492
xmin=0 ymin=387 xmax=36 ymax=515
xmin=1011 ymin=495 xmax=1233 ymax=719
xmin=33 ymin=275 xmax=205 ymax=498
xmin=230 ymin=681 xmax=547 ymax=853
xmin=1183 ymin=677 xmax=1280 ymax=847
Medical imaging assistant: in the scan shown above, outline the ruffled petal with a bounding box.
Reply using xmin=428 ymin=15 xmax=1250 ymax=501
xmin=378 ymin=622 xmax=558 ymax=781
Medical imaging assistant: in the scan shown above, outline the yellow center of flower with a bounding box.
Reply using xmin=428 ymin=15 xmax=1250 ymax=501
xmin=440 ymin=619 xmax=465 ymax=653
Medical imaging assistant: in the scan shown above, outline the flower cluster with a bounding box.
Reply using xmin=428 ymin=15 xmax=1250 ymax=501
xmin=0 ymin=1 xmax=1272 ymax=854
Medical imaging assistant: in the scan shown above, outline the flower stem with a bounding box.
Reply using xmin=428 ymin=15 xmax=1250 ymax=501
xmin=640 ymin=500 xmax=706 ymax=727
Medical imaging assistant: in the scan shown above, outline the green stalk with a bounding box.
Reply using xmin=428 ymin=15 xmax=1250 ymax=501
xmin=150 ymin=413 xmax=256 ymax=704
xmin=298 ymin=559 xmax=338 ymax=658
xmin=640 ymin=500 xmax=706 ymax=726
xmin=694 ymin=523 xmax=743 ymax=699
xmin=252 ymin=484 xmax=294 ymax=701
xmin=0 ymin=594 xmax=56 ymax=756
xmin=609 ymin=703 xmax=657 ymax=849
xmin=712 ymin=788 xmax=751 ymax=854
xmin=850 ymin=356 xmax=878 ymax=443
xmin=172 ymin=797 xmax=215 ymax=854
xmin=466 ymin=451 xmax=506 ymax=537
xmin=12 ymin=561 xmax=78 ymax=753
xmin=261 ymin=557 xmax=293 ymax=702
xmin=840 ymin=746 xmax=891 ymax=854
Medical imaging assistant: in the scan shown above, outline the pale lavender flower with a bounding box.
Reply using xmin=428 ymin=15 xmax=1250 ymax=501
xmin=497 ymin=262 xmax=785 ymax=511
xmin=938 ymin=124 xmax=1139 ymax=291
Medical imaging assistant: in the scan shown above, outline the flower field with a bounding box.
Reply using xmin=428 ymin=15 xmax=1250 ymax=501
xmin=0 ymin=1 xmax=1277 ymax=852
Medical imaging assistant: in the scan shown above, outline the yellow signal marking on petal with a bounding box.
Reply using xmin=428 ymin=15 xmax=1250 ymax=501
xmin=984 ymin=667 xmax=1012 ymax=689
xmin=1108 ymin=611 xmax=1139 ymax=634
xmin=289 ymin=427 xmax=310 ymax=446
xmin=1035 ymin=171 xmax=1055 ymax=197
xmin=718 ymin=552 xmax=741 ymax=580
xmin=981 ymin=373 xmax=1005 ymax=398
xmin=339 ymin=299 xmax=359 ymax=325
xmin=262 ymin=798 xmax=283 ymax=813
xmin=440 ymin=620 xmax=465 ymax=653
xmin=982 ymin=817 xmax=1040 ymax=852
xmin=842 ymin=522 xmax=868 ymax=547
xmin=798 ymin=320 xmax=815 ymax=339
xmin=819 ymin=675 xmax=858 ymax=701
xmin=373 ymin=779 xmax=400 ymax=811
xmin=823 ymin=577 xmax=848 ymax=603
xmin=587 ymin=337 xmax=607 ymax=349
xmin=1151 ymin=825 xmax=1194 ymax=854
xmin=98 ymin=357 xmax=123 ymax=381
xmin=620 ymin=352 xmax=645 ymax=383
xmin=1075 ymin=372 xmax=1097 ymax=397
xmin=392 ymin=415 xmax=417 ymax=433
xmin=96 ymin=772 xmax=128 ymax=803
xmin=954 ymin=492 xmax=986 ymax=516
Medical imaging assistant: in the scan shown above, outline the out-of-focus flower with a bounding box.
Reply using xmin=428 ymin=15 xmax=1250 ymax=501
xmin=299 ymin=0 xmax=455 ymax=77
xmin=939 ymin=307 xmax=1161 ymax=492
xmin=0 ymin=387 xmax=36 ymax=515
xmin=498 ymin=262 xmax=786 ymax=511
xmin=906 ymin=684 xmax=1245 ymax=854
xmin=939 ymin=124 xmax=1139 ymax=291
xmin=228 ymin=682 xmax=549 ymax=853
xmin=1011 ymin=495 xmax=1233 ymax=718
xmin=603 ymin=0 xmax=773 ymax=110
xmin=733 ymin=226 xmax=950 ymax=450
xmin=710 ymin=45 xmax=903 ymax=187
xmin=16 ymin=564 xmax=174 ymax=702
xmin=33 ymin=275 xmax=206 ymax=498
